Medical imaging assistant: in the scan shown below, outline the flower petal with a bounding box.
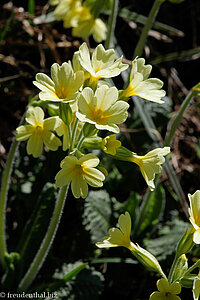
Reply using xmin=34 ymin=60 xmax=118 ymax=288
xmin=43 ymin=116 xmax=61 ymax=130
xmin=157 ymin=278 xmax=169 ymax=292
xmin=43 ymin=131 xmax=61 ymax=151
xmin=27 ymin=134 xmax=43 ymax=157
xmin=33 ymin=73 xmax=55 ymax=92
xmin=80 ymin=153 xmax=99 ymax=167
xmin=83 ymin=168 xmax=105 ymax=187
xmin=16 ymin=125 xmax=33 ymax=141
xmin=169 ymin=282 xmax=181 ymax=295
xmin=26 ymin=107 xmax=44 ymax=126
xmin=149 ymin=291 xmax=163 ymax=300
xmin=55 ymin=169 xmax=72 ymax=187
xmin=118 ymin=212 xmax=131 ymax=241
xmin=193 ymin=228 xmax=200 ymax=244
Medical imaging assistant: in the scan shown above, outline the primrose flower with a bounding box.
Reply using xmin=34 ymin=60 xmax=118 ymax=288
xmin=119 ymin=57 xmax=166 ymax=103
xmin=131 ymin=147 xmax=170 ymax=191
xmin=52 ymin=0 xmax=82 ymax=28
xmin=33 ymin=62 xmax=84 ymax=103
xmin=113 ymin=146 xmax=170 ymax=191
xmin=16 ymin=107 xmax=61 ymax=158
xmin=96 ymin=211 xmax=132 ymax=249
xmin=76 ymin=85 xmax=129 ymax=133
xmin=102 ymin=134 xmax=121 ymax=155
xmin=96 ymin=212 xmax=166 ymax=277
xmin=73 ymin=13 xmax=107 ymax=43
xmin=188 ymin=190 xmax=200 ymax=244
xmin=193 ymin=275 xmax=200 ymax=300
xmin=55 ymin=154 xmax=105 ymax=199
xmin=78 ymin=43 xmax=128 ymax=86
xmin=150 ymin=278 xmax=181 ymax=300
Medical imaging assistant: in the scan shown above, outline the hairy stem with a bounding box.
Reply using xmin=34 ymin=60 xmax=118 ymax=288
xmin=165 ymin=90 xmax=194 ymax=146
xmin=18 ymin=185 xmax=69 ymax=291
xmin=134 ymin=0 xmax=164 ymax=58
xmin=0 ymin=138 xmax=19 ymax=269
xmin=105 ymin=0 xmax=119 ymax=49
xmin=0 ymin=114 xmax=25 ymax=269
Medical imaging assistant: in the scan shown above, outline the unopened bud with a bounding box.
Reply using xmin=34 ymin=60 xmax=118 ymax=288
xmin=83 ymin=136 xmax=103 ymax=149
xmin=59 ymin=102 xmax=73 ymax=125
xmin=172 ymin=254 xmax=188 ymax=282
xmin=176 ymin=227 xmax=194 ymax=257
xmin=129 ymin=243 xmax=166 ymax=278
xmin=83 ymin=123 xmax=98 ymax=137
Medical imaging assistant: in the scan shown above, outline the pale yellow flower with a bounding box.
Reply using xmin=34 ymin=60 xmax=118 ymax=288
xmin=76 ymin=85 xmax=129 ymax=133
xmin=119 ymin=57 xmax=166 ymax=103
xmin=55 ymin=154 xmax=105 ymax=199
xmin=51 ymin=0 xmax=82 ymax=28
xmin=96 ymin=212 xmax=166 ymax=277
xmin=16 ymin=107 xmax=61 ymax=158
xmin=33 ymin=62 xmax=84 ymax=103
xmin=131 ymin=147 xmax=170 ymax=191
xmin=78 ymin=42 xmax=128 ymax=86
xmin=188 ymin=190 xmax=200 ymax=244
xmin=113 ymin=146 xmax=170 ymax=191
xmin=72 ymin=9 xmax=107 ymax=42
xmin=96 ymin=211 xmax=132 ymax=249
xmin=101 ymin=134 xmax=121 ymax=155
xmin=150 ymin=278 xmax=181 ymax=300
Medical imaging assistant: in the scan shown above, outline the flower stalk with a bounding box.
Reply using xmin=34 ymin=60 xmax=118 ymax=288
xmin=0 ymin=113 xmax=25 ymax=269
xmin=165 ymin=90 xmax=194 ymax=146
xmin=0 ymin=138 xmax=19 ymax=269
xmin=18 ymin=185 xmax=69 ymax=291
xmin=133 ymin=0 xmax=165 ymax=58
xmin=105 ymin=0 xmax=119 ymax=49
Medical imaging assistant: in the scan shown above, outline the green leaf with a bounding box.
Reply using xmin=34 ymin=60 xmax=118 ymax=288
xmin=144 ymin=211 xmax=189 ymax=261
xmin=118 ymin=8 xmax=184 ymax=37
xmin=83 ymin=190 xmax=119 ymax=242
xmin=149 ymin=47 xmax=200 ymax=64
xmin=28 ymin=0 xmax=35 ymax=15
xmin=39 ymin=263 xmax=88 ymax=293
xmin=121 ymin=191 xmax=141 ymax=229
xmin=17 ymin=183 xmax=57 ymax=270
xmin=52 ymin=263 xmax=104 ymax=300
xmin=135 ymin=185 xmax=166 ymax=237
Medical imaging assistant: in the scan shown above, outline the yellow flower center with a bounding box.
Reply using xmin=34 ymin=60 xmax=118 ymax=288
xmin=56 ymin=87 xmax=70 ymax=100
xmin=91 ymin=109 xmax=105 ymax=123
xmin=123 ymin=84 xmax=136 ymax=98
xmin=165 ymin=292 xmax=171 ymax=298
xmin=34 ymin=124 xmax=44 ymax=134
xmin=194 ymin=216 xmax=200 ymax=227
xmin=73 ymin=163 xmax=83 ymax=174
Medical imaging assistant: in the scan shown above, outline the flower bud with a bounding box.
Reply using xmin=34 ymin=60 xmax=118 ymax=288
xmin=83 ymin=123 xmax=98 ymax=137
xmin=192 ymin=82 xmax=200 ymax=97
xmin=176 ymin=227 xmax=195 ymax=257
xmin=172 ymin=254 xmax=188 ymax=282
xmin=130 ymin=243 xmax=166 ymax=278
xmin=181 ymin=274 xmax=196 ymax=288
xmin=112 ymin=146 xmax=135 ymax=161
xmin=83 ymin=136 xmax=103 ymax=150
xmin=59 ymin=102 xmax=73 ymax=125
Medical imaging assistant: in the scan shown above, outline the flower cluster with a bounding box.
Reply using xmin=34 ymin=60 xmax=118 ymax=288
xmin=49 ymin=0 xmax=107 ymax=42
xmin=16 ymin=42 xmax=168 ymax=199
